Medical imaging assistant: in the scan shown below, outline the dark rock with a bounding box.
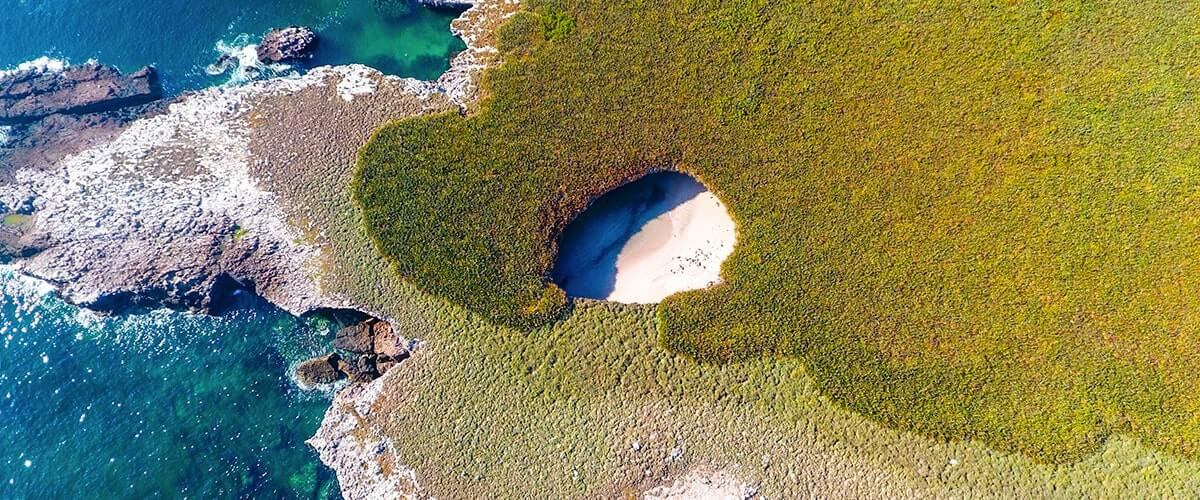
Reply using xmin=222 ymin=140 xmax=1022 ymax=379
xmin=207 ymin=54 xmax=238 ymax=76
xmin=336 ymin=354 xmax=378 ymax=382
xmin=335 ymin=357 xmax=354 ymax=376
xmin=355 ymin=356 xmax=378 ymax=379
xmin=328 ymin=317 xmax=413 ymax=381
xmin=372 ymin=321 xmax=407 ymax=359
xmin=0 ymin=99 xmax=168 ymax=175
xmin=0 ymin=63 xmax=161 ymax=125
xmin=295 ymin=353 xmax=345 ymax=388
xmin=256 ymin=26 xmax=318 ymax=63
xmin=333 ymin=321 xmax=374 ymax=353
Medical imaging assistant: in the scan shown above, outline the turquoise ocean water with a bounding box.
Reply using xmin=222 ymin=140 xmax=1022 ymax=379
xmin=0 ymin=0 xmax=466 ymax=94
xmin=0 ymin=0 xmax=466 ymax=497
xmin=0 ymin=271 xmax=341 ymax=497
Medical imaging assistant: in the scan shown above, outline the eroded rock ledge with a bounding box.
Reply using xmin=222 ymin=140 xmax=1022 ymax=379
xmin=0 ymin=62 xmax=161 ymax=125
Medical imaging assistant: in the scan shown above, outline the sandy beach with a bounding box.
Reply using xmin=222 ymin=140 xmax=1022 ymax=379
xmin=552 ymin=172 xmax=736 ymax=304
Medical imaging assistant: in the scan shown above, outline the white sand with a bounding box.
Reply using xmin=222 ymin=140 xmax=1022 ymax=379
xmin=551 ymin=172 xmax=737 ymax=304
xmin=606 ymin=191 xmax=736 ymax=303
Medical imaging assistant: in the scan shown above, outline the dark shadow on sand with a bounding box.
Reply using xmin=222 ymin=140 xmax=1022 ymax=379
xmin=550 ymin=172 xmax=706 ymax=300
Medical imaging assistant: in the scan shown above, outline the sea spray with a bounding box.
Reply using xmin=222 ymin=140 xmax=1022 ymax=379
xmin=0 ymin=56 xmax=70 ymax=78
xmin=206 ymin=34 xmax=296 ymax=85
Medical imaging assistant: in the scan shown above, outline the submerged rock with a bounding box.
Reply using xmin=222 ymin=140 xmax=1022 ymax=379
xmin=295 ymin=353 xmax=346 ymax=388
xmin=257 ymin=26 xmax=318 ymax=63
xmin=0 ymin=63 xmax=161 ymax=125
xmin=371 ymin=0 xmax=413 ymax=18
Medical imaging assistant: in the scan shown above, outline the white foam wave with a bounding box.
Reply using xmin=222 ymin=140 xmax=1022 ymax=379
xmin=206 ymin=35 xmax=295 ymax=86
xmin=0 ymin=265 xmax=57 ymax=301
xmin=0 ymin=56 xmax=71 ymax=78
xmin=0 ymin=125 xmax=14 ymax=146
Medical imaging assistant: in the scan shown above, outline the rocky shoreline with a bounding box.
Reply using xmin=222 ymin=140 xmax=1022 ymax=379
xmin=295 ymin=318 xmax=413 ymax=388
xmin=0 ymin=0 xmax=745 ymax=497
xmin=0 ymin=1 xmax=515 ymax=497
xmin=0 ymin=62 xmax=161 ymax=125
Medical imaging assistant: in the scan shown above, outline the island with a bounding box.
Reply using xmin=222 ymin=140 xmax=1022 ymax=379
xmin=4 ymin=0 xmax=1200 ymax=497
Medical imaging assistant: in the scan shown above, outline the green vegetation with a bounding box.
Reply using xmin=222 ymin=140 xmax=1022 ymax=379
xmin=2 ymin=213 xmax=31 ymax=227
xmin=232 ymin=226 xmax=250 ymax=241
xmin=246 ymin=57 xmax=1200 ymax=495
xmin=354 ymin=0 xmax=1200 ymax=465
xmin=538 ymin=8 xmax=574 ymax=41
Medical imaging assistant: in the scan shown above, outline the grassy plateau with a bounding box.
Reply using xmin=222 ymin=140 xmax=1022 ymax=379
xmin=353 ymin=0 xmax=1200 ymax=466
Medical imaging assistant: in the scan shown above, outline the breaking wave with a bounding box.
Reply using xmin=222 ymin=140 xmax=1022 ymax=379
xmin=205 ymin=34 xmax=296 ymax=86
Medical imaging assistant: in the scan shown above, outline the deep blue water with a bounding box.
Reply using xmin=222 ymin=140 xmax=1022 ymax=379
xmin=0 ymin=0 xmax=466 ymax=497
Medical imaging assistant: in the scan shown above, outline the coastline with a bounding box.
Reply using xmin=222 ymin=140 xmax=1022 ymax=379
xmin=8 ymin=0 xmax=1200 ymax=498
xmin=1 ymin=0 xmax=512 ymax=497
xmin=0 ymin=0 xmax=501 ymax=317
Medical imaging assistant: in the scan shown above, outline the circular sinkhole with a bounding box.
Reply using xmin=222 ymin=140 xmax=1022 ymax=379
xmin=551 ymin=171 xmax=737 ymax=304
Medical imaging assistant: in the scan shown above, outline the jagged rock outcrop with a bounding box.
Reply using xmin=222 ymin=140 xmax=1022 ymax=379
xmin=0 ymin=63 xmax=161 ymax=125
xmin=295 ymin=353 xmax=346 ymax=388
xmin=257 ymin=26 xmax=318 ymax=63
xmin=333 ymin=320 xmax=375 ymax=353
xmin=299 ymin=319 xmax=411 ymax=387
xmin=333 ymin=318 xmax=404 ymax=355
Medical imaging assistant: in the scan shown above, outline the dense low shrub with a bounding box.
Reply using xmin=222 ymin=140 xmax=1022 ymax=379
xmin=354 ymin=0 xmax=1200 ymax=462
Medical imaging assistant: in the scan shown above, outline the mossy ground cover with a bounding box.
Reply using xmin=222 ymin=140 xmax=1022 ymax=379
xmin=248 ymin=59 xmax=1200 ymax=496
xmin=354 ymin=0 xmax=1200 ymax=463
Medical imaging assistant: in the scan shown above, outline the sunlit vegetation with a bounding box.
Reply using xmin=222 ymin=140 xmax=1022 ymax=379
xmin=354 ymin=0 xmax=1200 ymax=463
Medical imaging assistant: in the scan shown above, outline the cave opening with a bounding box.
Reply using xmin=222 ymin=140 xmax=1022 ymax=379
xmin=550 ymin=171 xmax=736 ymax=304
